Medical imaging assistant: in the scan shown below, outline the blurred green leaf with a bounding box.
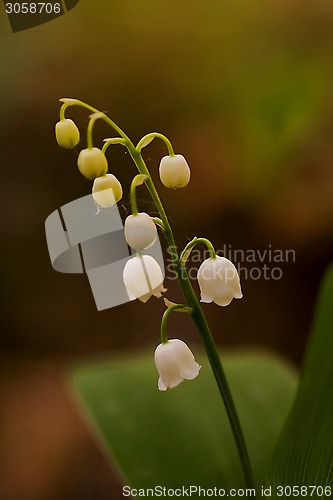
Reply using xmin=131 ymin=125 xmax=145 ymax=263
xmin=268 ymin=264 xmax=333 ymax=497
xmin=72 ymin=351 xmax=297 ymax=491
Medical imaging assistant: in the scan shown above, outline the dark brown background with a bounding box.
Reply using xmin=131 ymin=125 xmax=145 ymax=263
xmin=1 ymin=1 xmax=333 ymax=498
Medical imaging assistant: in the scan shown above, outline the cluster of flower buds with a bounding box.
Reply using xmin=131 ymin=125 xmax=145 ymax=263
xmin=55 ymin=109 xmax=192 ymax=214
xmin=55 ymin=112 xmax=123 ymax=209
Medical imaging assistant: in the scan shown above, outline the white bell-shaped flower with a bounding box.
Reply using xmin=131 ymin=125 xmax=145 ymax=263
xmin=55 ymin=119 xmax=80 ymax=149
xmin=92 ymin=174 xmax=123 ymax=208
xmin=123 ymin=254 xmax=166 ymax=303
xmin=159 ymin=154 xmax=191 ymax=188
xmin=77 ymin=147 xmax=108 ymax=180
xmin=154 ymin=339 xmax=201 ymax=391
xmin=197 ymin=256 xmax=243 ymax=307
xmin=124 ymin=212 xmax=157 ymax=250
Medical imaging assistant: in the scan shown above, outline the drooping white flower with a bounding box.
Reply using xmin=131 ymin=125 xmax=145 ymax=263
xmin=124 ymin=212 xmax=157 ymax=250
xmin=123 ymin=254 xmax=166 ymax=303
xmin=197 ymin=256 xmax=243 ymax=307
xmin=55 ymin=119 xmax=80 ymax=149
xmin=77 ymin=147 xmax=108 ymax=180
xmin=92 ymin=174 xmax=123 ymax=208
xmin=154 ymin=339 xmax=201 ymax=391
xmin=159 ymin=154 xmax=191 ymax=188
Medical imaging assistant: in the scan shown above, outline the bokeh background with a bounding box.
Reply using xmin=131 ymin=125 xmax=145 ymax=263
xmin=1 ymin=0 xmax=333 ymax=498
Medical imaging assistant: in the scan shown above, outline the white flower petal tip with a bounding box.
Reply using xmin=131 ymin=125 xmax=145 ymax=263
xmin=77 ymin=147 xmax=108 ymax=180
xmin=200 ymin=297 xmax=213 ymax=304
xmin=159 ymin=154 xmax=191 ymax=188
xmin=55 ymin=119 xmax=80 ymax=149
xmin=123 ymin=255 xmax=165 ymax=303
xmin=92 ymin=174 xmax=122 ymax=208
xmin=154 ymin=339 xmax=201 ymax=391
xmin=197 ymin=256 xmax=243 ymax=307
xmin=124 ymin=213 xmax=158 ymax=250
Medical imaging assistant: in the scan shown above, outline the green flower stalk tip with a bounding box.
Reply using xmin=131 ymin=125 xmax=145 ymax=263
xmin=151 ymin=217 xmax=165 ymax=232
xmin=103 ymin=137 xmax=126 ymax=144
xmin=89 ymin=111 xmax=106 ymax=120
xmin=102 ymin=137 xmax=127 ymax=153
xmin=59 ymin=97 xmax=78 ymax=103
xmin=136 ymin=135 xmax=155 ymax=150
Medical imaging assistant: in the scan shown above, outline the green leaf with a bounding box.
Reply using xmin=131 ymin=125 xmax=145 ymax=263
xmin=268 ymin=264 xmax=333 ymax=498
xmin=71 ymin=351 xmax=297 ymax=491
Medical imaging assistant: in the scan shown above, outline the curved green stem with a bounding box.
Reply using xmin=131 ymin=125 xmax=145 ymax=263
xmin=161 ymin=304 xmax=192 ymax=344
xmin=136 ymin=132 xmax=174 ymax=156
xmin=87 ymin=112 xmax=113 ymax=149
xmin=59 ymin=98 xmax=132 ymax=145
xmin=130 ymin=174 xmax=148 ymax=216
xmin=59 ymin=102 xmax=68 ymax=121
xmin=180 ymin=237 xmax=216 ymax=265
xmin=86 ymin=115 xmax=95 ymax=149
xmin=59 ymin=99 xmax=84 ymax=121
xmin=102 ymin=138 xmax=127 ymax=154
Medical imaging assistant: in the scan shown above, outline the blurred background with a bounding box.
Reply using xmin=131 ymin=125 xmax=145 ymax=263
xmin=1 ymin=0 xmax=333 ymax=498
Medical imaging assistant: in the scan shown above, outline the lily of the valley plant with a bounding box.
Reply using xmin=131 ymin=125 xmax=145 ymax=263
xmin=55 ymin=99 xmax=254 ymax=493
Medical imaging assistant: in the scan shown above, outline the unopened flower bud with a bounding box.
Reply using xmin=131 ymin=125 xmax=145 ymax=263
xmin=55 ymin=119 xmax=80 ymax=149
xmin=159 ymin=154 xmax=190 ymax=188
xmin=123 ymin=254 xmax=166 ymax=303
xmin=77 ymin=147 xmax=108 ymax=180
xmin=154 ymin=339 xmax=201 ymax=391
xmin=124 ymin=213 xmax=157 ymax=250
xmin=197 ymin=256 xmax=243 ymax=307
xmin=92 ymin=174 xmax=123 ymax=208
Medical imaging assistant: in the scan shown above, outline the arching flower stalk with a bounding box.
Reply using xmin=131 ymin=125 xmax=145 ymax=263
xmin=54 ymin=98 xmax=255 ymax=492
